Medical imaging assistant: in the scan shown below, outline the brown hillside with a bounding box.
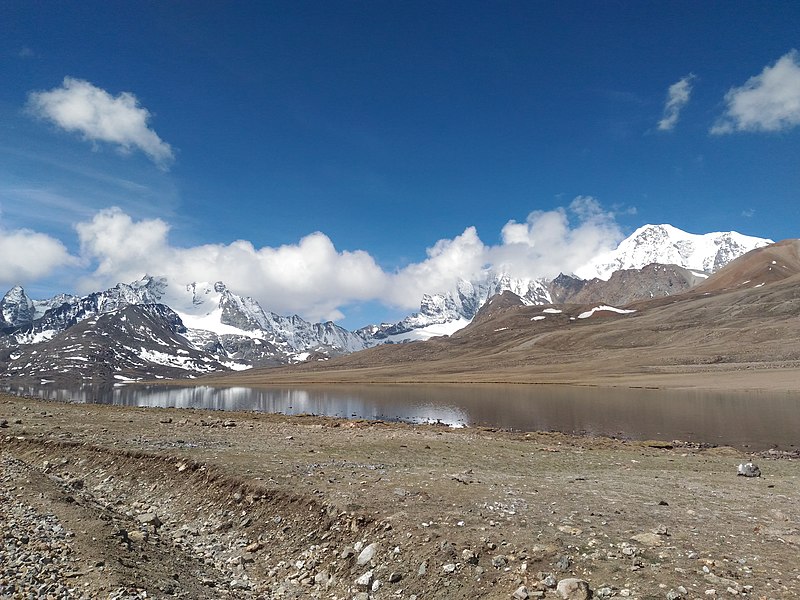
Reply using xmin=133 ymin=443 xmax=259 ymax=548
xmin=697 ymin=239 xmax=800 ymax=292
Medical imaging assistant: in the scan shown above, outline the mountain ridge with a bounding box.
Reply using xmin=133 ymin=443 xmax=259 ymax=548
xmin=0 ymin=224 xmax=773 ymax=384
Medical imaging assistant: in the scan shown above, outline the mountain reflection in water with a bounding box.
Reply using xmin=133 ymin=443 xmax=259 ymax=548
xmin=6 ymin=383 xmax=799 ymax=451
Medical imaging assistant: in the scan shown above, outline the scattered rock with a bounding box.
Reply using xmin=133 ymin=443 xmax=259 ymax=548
xmin=314 ymin=571 xmax=331 ymax=585
xmin=704 ymin=573 xmax=743 ymax=593
xmin=556 ymin=577 xmax=592 ymax=600
xmin=389 ymin=571 xmax=402 ymax=583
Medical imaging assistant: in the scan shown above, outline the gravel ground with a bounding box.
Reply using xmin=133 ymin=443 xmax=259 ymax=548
xmin=1 ymin=393 xmax=799 ymax=599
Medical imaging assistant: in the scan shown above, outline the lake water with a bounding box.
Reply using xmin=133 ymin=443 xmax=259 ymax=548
xmin=4 ymin=382 xmax=799 ymax=451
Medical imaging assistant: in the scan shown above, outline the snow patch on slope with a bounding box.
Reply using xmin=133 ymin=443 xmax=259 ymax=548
xmin=577 ymin=305 xmax=637 ymax=319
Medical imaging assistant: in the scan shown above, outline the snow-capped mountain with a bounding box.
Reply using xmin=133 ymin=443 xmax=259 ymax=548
xmin=172 ymin=281 xmax=368 ymax=361
xmin=368 ymin=273 xmax=552 ymax=342
xmin=575 ymin=224 xmax=772 ymax=281
xmin=375 ymin=224 xmax=772 ymax=342
xmin=0 ymin=276 xmax=371 ymax=383
xmin=5 ymin=303 xmax=238 ymax=384
xmin=8 ymin=277 xmax=169 ymax=345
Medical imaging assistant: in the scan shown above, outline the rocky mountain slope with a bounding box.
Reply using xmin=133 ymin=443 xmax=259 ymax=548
xmin=0 ymin=276 xmax=374 ymax=384
xmin=4 ymin=304 xmax=237 ymax=385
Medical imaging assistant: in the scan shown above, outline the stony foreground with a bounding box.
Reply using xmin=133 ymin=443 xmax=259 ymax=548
xmin=1 ymin=393 xmax=798 ymax=599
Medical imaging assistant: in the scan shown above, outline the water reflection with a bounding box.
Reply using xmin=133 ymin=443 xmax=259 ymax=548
xmin=5 ymin=382 xmax=799 ymax=450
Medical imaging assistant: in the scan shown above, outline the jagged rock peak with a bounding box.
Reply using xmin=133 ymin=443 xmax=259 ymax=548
xmin=1 ymin=285 xmax=35 ymax=327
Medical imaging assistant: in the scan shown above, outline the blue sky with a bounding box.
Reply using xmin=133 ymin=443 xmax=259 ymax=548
xmin=2 ymin=1 xmax=799 ymax=327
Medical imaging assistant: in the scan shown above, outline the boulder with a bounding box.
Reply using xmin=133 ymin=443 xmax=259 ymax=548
xmin=737 ymin=462 xmax=761 ymax=477
xmin=557 ymin=578 xmax=592 ymax=600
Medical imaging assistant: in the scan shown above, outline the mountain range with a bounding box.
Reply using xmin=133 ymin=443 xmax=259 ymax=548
xmin=0 ymin=224 xmax=772 ymax=385
xmin=217 ymin=237 xmax=800 ymax=388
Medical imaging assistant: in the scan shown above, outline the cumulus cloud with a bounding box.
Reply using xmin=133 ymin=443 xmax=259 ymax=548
xmin=387 ymin=227 xmax=488 ymax=308
xmin=76 ymin=208 xmax=388 ymax=321
xmin=71 ymin=201 xmax=624 ymax=321
xmin=711 ymin=50 xmax=800 ymax=134
xmin=490 ymin=196 xmax=623 ymax=279
xmin=0 ymin=226 xmax=76 ymax=284
xmin=27 ymin=77 xmax=174 ymax=168
xmin=658 ymin=74 xmax=695 ymax=131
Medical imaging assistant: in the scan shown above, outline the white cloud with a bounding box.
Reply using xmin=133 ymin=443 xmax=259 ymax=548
xmin=0 ymin=226 xmax=76 ymax=285
xmin=490 ymin=196 xmax=623 ymax=279
xmin=711 ymin=50 xmax=800 ymax=134
xmin=27 ymin=77 xmax=174 ymax=168
xmin=72 ymin=201 xmax=624 ymax=320
xmin=76 ymin=208 xmax=388 ymax=321
xmin=658 ymin=74 xmax=695 ymax=131
xmin=387 ymin=227 xmax=488 ymax=307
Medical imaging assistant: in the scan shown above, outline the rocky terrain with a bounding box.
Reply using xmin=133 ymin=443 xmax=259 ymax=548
xmin=1 ymin=394 xmax=798 ymax=599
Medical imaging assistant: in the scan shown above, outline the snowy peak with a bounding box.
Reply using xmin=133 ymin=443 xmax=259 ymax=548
xmin=576 ymin=224 xmax=773 ymax=280
xmin=410 ymin=272 xmax=550 ymax=325
xmin=1 ymin=285 xmax=35 ymax=328
xmin=174 ymin=280 xmax=368 ymax=359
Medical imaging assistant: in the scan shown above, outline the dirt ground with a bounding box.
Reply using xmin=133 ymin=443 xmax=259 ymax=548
xmin=1 ymin=392 xmax=798 ymax=600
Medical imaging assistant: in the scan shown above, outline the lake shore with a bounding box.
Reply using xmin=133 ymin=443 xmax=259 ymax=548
xmin=1 ymin=392 xmax=798 ymax=599
xmin=192 ymin=361 xmax=800 ymax=394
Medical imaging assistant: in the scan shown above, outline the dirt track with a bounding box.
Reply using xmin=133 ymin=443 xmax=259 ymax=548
xmin=1 ymin=393 xmax=799 ymax=599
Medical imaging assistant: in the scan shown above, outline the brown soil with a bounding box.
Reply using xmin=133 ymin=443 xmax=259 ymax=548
xmin=2 ymin=393 xmax=798 ymax=599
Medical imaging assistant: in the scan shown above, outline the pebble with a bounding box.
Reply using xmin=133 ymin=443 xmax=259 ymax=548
xmin=356 ymin=542 xmax=378 ymax=565
xmin=355 ymin=569 xmax=374 ymax=589
xmin=492 ymin=554 xmax=508 ymax=568
xmin=513 ymin=584 xmax=530 ymax=599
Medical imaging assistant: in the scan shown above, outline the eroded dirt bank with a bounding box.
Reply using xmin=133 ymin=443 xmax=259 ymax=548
xmin=1 ymin=393 xmax=798 ymax=599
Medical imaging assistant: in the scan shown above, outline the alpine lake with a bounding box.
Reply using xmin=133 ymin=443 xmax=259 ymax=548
xmin=5 ymin=381 xmax=799 ymax=451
